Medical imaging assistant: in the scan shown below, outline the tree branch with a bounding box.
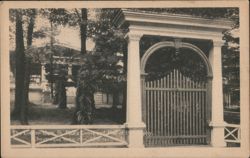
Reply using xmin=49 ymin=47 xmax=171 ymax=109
xmin=74 ymin=8 xmax=82 ymax=25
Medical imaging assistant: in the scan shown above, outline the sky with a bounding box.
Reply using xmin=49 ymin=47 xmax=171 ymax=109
xmin=33 ymin=25 xmax=95 ymax=51
xmin=33 ymin=15 xmax=95 ymax=51
xmin=9 ymin=9 xmax=96 ymax=51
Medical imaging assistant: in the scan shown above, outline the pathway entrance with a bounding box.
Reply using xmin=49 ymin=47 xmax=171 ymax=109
xmin=141 ymin=41 xmax=212 ymax=147
xmin=114 ymin=9 xmax=233 ymax=147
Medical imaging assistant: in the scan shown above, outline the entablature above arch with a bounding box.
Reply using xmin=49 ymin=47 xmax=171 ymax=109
xmin=114 ymin=9 xmax=233 ymax=42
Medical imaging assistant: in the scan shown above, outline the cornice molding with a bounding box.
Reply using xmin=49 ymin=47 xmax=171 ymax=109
xmin=114 ymin=9 xmax=233 ymax=33
xmin=129 ymin=25 xmax=222 ymax=41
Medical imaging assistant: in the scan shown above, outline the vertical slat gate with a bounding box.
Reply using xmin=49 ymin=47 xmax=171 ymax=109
xmin=144 ymin=69 xmax=208 ymax=147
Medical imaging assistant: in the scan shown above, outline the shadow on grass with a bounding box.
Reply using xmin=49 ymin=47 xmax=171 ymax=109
xmin=11 ymin=102 xmax=124 ymax=125
xmin=11 ymin=102 xmax=75 ymax=125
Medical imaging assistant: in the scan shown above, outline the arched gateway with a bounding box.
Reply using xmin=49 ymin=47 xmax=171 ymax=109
xmin=141 ymin=41 xmax=213 ymax=146
xmin=114 ymin=9 xmax=233 ymax=147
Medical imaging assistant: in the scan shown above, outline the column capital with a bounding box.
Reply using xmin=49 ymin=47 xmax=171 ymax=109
xmin=125 ymin=33 xmax=143 ymax=41
xmin=213 ymin=40 xmax=225 ymax=47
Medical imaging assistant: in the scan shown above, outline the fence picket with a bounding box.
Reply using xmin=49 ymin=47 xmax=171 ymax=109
xmin=150 ymin=81 xmax=153 ymax=135
xmin=157 ymin=79 xmax=160 ymax=137
xmin=161 ymin=77 xmax=164 ymax=136
xmin=176 ymin=70 xmax=179 ymax=142
xmin=167 ymin=74 xmax=170 ymax=137
xmin=163 ymin=76 xmax=166 ymax=137
xmin=173 ymin=70 xmax=176 ymax=139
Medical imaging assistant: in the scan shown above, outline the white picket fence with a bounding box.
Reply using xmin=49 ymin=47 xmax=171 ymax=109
xmin=224 ymin=123 xmax=241 ymax=144
xmin=11 ymin=125 xmax=128 ymax=148
xmin=11 ymin=124 xmax=240 ymax=148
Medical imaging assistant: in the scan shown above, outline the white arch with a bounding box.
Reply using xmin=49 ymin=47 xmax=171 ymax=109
xmin=140 ymin=41 xmax=213 ymax=78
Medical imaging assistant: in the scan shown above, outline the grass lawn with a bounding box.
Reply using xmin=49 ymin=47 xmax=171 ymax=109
xmin=11 ymin=102 xmax=124 ymax=125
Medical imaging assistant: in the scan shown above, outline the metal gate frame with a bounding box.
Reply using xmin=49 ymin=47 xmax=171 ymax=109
xmin=140 ymin=41 xmax=213 ymax=147
xmin=142 ymin=69 xmax=209 ymax=146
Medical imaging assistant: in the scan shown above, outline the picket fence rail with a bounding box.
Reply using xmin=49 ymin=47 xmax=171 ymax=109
xmin=11 ymin=123 xmax=240 ymax=148
xmin=11 ymin=125 xmax=128 ymax=148
xmin=224 ymin=123 xmax=240 ymax=143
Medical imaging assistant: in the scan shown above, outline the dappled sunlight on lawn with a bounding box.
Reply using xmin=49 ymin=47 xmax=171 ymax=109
xmin=11 ymin=102 xmax=123 ymax=125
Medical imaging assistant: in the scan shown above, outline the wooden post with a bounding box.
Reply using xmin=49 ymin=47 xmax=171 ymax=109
xmin=80 ymin=129 xmax=83 ymax=144
xmin=31 ymin=129 xmax=35 ymax=147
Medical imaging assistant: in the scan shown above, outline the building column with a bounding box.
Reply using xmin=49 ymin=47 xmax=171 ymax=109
xmin=41 ymin=63 xmax=48 ymax=91
xmin=209 ymin=40 xmax=226 ymax=147
xmin=67 ymin=64 xmax=73 ymax=83
xmin=68 ymin=64 xmax=72 ymax=76
xmin=41 ymin=63 xmax=49 ymax=103
xmin=125 ymin=33 xmax=146 ymax=148
xmin=41 ymin=63 xmax=46 ymax=83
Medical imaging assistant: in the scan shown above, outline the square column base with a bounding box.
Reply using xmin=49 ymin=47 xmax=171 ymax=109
xmin=210 ymin=122 xmax=226 ymax=147
xmin=125 ymin=122 xmax=146 ymax=148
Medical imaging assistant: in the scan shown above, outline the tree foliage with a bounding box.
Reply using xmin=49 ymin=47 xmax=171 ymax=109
xmin=72 ymin=8 xmax=127 ymax=124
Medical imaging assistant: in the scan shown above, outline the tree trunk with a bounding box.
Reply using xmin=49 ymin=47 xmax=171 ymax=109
xmin=112 ymin=91 xmax=119 ymax=109
xmin=90 ymin=92 xmax=96 ymax=111
xmin=12 ymin=10 xmax=25 ymax=121
xmin=80 ymin=8 xmax=87 ymax=54
xmin=53 ymin=80 xmax=59 ymax=104
xmin=20 ymin=9 xmax=36 ymax=125
xmin=72 ymin=86 xmax=81 ymax=124
xmin=12 ymin=9 xmax=36 ymax=125
xmin=20 ymin=57 xmax=31 ymax=125
xmin=27 ymin=9 xmax=35 ymax=48
xmin=58 ymin=79 xmax=67 ymax=109
xmin=50 ymin=20 xmax=54 ymax=99
xmin=24 ymin=8 xmax=36 ymax=106
xmin=73 ymin=9 xmax=95 ymax=124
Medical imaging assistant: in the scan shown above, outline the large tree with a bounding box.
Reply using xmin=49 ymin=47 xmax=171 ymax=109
xmin=40 ymin=8 xmax=69 ymax=108
xmin=91 ymin=9 xmax=127 ymax=122
xmin=11 ymin=9 xmax=37 ymax=124
xmin=72 ymin=8 xmax=127 ymax=124
xmin=10 ymin=8 xmax=68 ymax=123
xmin=12 ymin=9 xmax=26 ymax=124
xmin=23 ymin=9 xmax=37 ymax=124
xmin=72 ymin=8 xmax=95 ymax=124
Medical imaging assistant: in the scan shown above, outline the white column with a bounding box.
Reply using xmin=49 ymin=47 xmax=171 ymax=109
xmin=68 ymin=64 xmax=72 ymax=76
xmin=41 ymin=63 xmax=46 ymax=83
xmin=125 ymin=33 xmax=146 ymax=148
xmin=41 ymin=63 xmax=48 ymax=103
xmin=209 ymin=40 xmax=226 ymax=147
xmin=67 ymin=64 xmax=73 ymax=83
